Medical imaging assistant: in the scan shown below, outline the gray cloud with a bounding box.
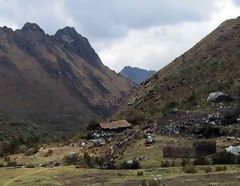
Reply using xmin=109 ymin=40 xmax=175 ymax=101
xmin=0 ymin=0 xmax=239 ymax=72
xmin=0 ymin=0 xmax=218 ymax=39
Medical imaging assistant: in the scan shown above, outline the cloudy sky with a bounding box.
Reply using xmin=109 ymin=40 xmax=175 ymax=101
xmin=0 ymin=0 xmax=240 ymax=72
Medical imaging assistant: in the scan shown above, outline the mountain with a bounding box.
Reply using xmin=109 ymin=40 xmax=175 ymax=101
xmin=119 ymin=17 xmax=240 ymax=121
xmin=119 ymin=66 xmax=156 ymax=84
xmin=0 ymin=23 xmax=135 ymax=140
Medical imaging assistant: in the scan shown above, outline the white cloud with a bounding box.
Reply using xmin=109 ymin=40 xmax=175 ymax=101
xmin=97 ymin=0 xmax=240 ymax=72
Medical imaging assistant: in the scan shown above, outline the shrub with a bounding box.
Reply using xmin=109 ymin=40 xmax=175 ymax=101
xmin=212 ymin=151 xmax=237 ymax=164
xmin=18 ymin=145 xmax=27 ymax=153
xmin=171 ymin=160 xmax=177 ymax=167
xmin=183 ymin=164 xmax=197 ymax=174
xmin=79 ymin=131 xmax=92 ymax=140
xmin=86 ymin=120 xmax=99 ymax=130
xmin=181 ymin=159 xmax=190 ymax=166
xmin=137 ymin=171 xmax=144 ymax=176
xmin=126 ymin=111 xmax=145 ymax=124
xmin=161 ymin=102 xmax=178 ymax=114
xmin=121 ymin=159 xmax=141 ymax=169
xmin=161 ymin=160 xmax=171 ymax=167
xmin=205 ymin=166 xmax=213 ymax=173
xmin=83 ymin=152 xmax=94 ymax=168
xmin=194 ymin=156 xmax=211 ymax=165
xmin=63 ymin=152 xmax=79 ymax=165
xmin=25 ymin=147 xmax=38 ymax=156
xmin=215 ymin=166 xmax=227 ymax=172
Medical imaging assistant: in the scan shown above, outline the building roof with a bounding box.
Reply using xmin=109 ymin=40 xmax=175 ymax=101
xmin=99 ymin=120 xmax=132 ymax=129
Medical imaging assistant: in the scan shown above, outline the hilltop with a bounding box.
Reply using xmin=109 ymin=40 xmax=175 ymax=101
xmin=119 ymin=66 xmax=156 ymax=84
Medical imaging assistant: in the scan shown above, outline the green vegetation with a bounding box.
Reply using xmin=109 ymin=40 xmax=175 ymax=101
xmin=212 ymin=151 xmax=238 ymax=164
xmin=120 ymin=159 xmax=141 ymax=169
xmin=215 ymin=165 xmax=228 ymax=172
xmin=161 ymin=101 xmax=178 ymax=115
xmin=205 ymin=166 xmax=213 ymax=173
xmin=182 ymin=163 xmax=197 ymax=174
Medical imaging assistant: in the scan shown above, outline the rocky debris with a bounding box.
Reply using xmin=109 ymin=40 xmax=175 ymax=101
xmin=136 ymin=156 xmax=149 ymax=161
xmin=145 ymin=133 xmax=155 ymax=144
xmin=91 ymin=130 xmax=114 ymax=139
xmin=90 ymin=138 xmax=106 ymax=147
xmin=46 ymin=161 xmax=60 ymax=168
xmin=25 ymin=147 xmax=38 ymax=156
xmin=207 ymin=92 xmax=233 ymax=103
xmin=204 ymin=113 xmax=224 ymax=125
xmin=145 ymin=136 xmax=154 ymax=144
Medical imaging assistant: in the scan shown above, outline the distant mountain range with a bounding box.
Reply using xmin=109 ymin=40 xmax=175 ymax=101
xmin=0 ymin=22 xmax=135 ymax=141
xmin=119 ymin=66 xmax=156 ymax=84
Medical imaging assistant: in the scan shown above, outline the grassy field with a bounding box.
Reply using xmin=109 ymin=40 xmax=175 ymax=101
xmin=1 ymin=135 xmax=240 ymax=185
xmin=116 ymin=135 xmax=192 ymax=168
xmin=1 ymin=165 xmax=240 ymax=186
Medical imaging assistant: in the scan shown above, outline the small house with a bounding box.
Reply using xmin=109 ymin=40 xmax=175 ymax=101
xmin=99 ymin=120 xmax=132 ymax=131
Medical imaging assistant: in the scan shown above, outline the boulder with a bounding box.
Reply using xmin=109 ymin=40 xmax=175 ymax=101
xmin=18 ymin=145 xmax=27 ymax=153
xmin=63 ymin=152 xmax=79 ymax=165
xmin=207 ymin=92 xmax=232 ymax=103
xmin=25 ymin=147 xmax=38 ymax=156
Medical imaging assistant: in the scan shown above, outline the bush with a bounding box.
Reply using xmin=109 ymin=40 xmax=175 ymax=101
xmin=137 ymin=171 xmax=143 ymax=176
xmin=79 ymin=131 xmax=92 ymax=140
xmin=161 ymin=102 xmax=178 ymax=114
xmin=121 ymin=159 xmax=141 ymax=169
xmin=83 ymin=152 xmax=95 ymax=168
xmin=25 ymin=147 xmax=38 ymax=156
xmin=126 ymin=111 xmax=145 ymax=124
xmin=181 ymin=159 xmax=190 ymax=166
xmin=194 ymin=156 xmax=211 ymax=165
xmin=18 ymin=145 xmax=27 ymax=153
xmin=212 ymin=151 xmax=237 ymax=164
xmin=86 ymin=120 xmax=99 ymax=130
xmin=161 ymin=160 xmax=171 ymax=167
xmin=215 ymin=166 xmax=227 ymax=172
xmin=63 ymin=152 xmax=79 ymax=165
xmin=205 ymin=166 xmax=213 ymax=173
xmin=183 ymin=164 xmax=197 ymax=174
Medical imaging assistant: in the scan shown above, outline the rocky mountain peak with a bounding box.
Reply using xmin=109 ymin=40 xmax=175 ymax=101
xmin=54 ymin=26 xmax=82 ymax=43
xmin=54 ymin=26 xmax=102 ymax=68
xmin=21 ymin=22 xmax=45 ymax=34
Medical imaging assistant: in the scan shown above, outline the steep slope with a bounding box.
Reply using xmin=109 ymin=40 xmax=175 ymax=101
xmin=119 ymin=17 xmax=240 ymax=120
xmin=119 ymin=66 xmax=156 ymax=84
xmin=0 ymin=23 xmax=135 ymax=137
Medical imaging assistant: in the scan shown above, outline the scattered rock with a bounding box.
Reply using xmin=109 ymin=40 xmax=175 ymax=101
xmin=207 ymin=92 xmax=232 ymax=103
xmin=25 ymin=147 xmax=38 ymax=156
